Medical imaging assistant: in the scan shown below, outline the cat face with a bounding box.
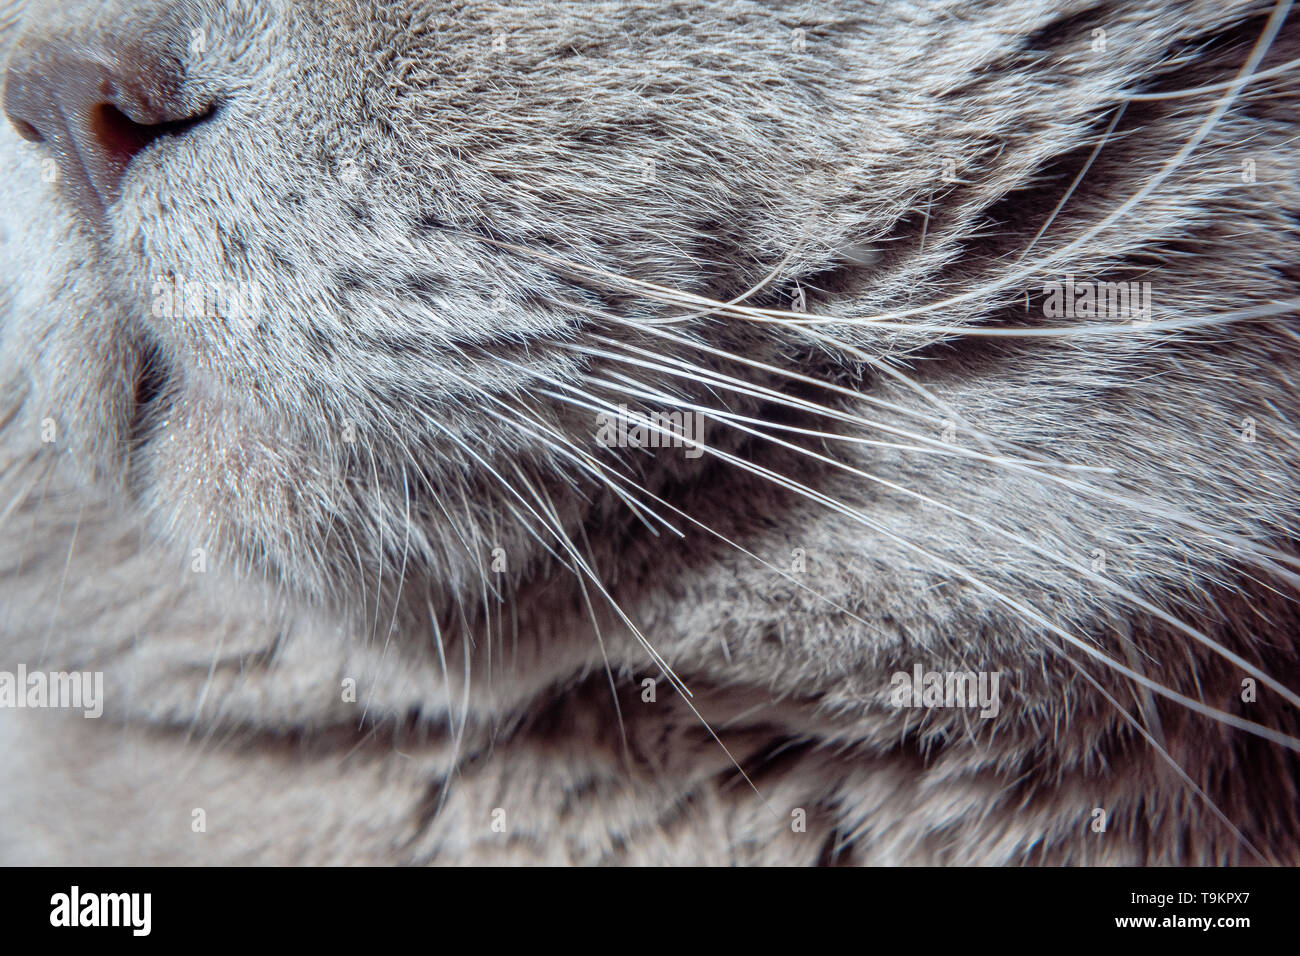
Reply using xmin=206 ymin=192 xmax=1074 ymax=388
xmin=4 ymin=0 xmax=1300 ymax=863
xmin=5 ymin=0 xmax=945 ymax=604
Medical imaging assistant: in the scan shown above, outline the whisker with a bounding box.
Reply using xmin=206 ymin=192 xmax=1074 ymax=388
xmin=577 ymin=327 xmax=1300 ymax=588
xmin=1124 ymin=53 xmax=1300 ymax=101
xmin=484 ymin=392 xmax=883 ymax=635
xmin=582 ymin=322 xmax=1102 ymax=471
xmin=530 ymin=369 xmax=1300 ymax=750
xmin=584 ymin=367 xmax=1300 ymax=718
xmin=1018 ymin=102 xmax=1128 ymax=261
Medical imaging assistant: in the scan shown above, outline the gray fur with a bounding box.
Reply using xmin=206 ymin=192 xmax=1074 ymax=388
xmin=2 ymin=0 xmax=1299 ymax=864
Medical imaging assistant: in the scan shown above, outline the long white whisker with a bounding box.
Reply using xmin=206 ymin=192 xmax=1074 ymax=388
xmin=530 ymin=370 xmax=1300 ymax=750
xmin=1125 ymin=53 xmax=1300 ymax=102
xmin=569 ymin=336 xmax=1106 ymax=476
xmin=589 ymin=326 xmax=1300 ymax=585
xmin=583 ymin=367 xmax=1300 ymax=718
xmin=484 ymin=392 xmax=883 ymax=636
xmin=497 ymin=454 xmax=781 ymax=818
xmin=1018 ymin=101 xmax=1129 ymax=260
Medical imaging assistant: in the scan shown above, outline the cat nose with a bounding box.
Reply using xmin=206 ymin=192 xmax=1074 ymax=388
xmin=3 ymin=34 xmax=212 ymax=230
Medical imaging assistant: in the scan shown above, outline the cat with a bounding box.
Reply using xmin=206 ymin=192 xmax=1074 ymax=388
xmin=1 ymin=0 xmax=1299 ymax=865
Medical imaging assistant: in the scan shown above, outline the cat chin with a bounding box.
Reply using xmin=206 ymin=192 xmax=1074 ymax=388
xmin=126 ymin=394 xmax=540 ymax=615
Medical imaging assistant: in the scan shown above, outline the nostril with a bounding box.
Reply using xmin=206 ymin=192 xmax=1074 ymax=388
xmin=87 ymin=100 xmax=215 ymax=168
xmin=9 ymin=116 xmax=43 ymax=143
xmin=92 ymin=103 xmax=159 ymax=167
xmin=3 ymin=37 xmax=217 ymax=232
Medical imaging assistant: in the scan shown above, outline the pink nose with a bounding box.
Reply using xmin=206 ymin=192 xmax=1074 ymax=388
xmin=3 ymin=32 xmax=212 ymax=231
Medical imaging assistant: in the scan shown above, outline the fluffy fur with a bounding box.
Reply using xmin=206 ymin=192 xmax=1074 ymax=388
xmin=2 ymin=0 xmax=1299 ymax=864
